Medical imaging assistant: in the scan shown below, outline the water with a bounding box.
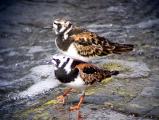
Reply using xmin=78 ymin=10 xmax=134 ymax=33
xmin=0 ymin=0 xmax=159 ymax=119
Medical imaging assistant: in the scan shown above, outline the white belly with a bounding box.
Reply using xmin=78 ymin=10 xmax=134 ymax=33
xmin=64 ymin=43 xmax=94 ymax=62
xmin=66 ymin=75 xmax=86 ymax=89
xmin=55 ymin=39 xmax=96 ymax=62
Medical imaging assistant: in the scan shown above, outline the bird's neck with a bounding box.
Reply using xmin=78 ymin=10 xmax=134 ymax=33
xmin=55 ymin=27 xmax=73 ymax=51
xmin=63 ymin=25 xmax=73 ymax=40
xmin=55 ymin=34 xmax=73 ymax=51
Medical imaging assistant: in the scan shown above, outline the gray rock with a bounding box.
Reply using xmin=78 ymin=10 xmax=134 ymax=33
xmin=141 ymin=87 xmax=159 ymax=97
xmin=146 ymin=107 xmax=159 ymax=118
xmin=126 ymin=96 xmax=159 ymax=115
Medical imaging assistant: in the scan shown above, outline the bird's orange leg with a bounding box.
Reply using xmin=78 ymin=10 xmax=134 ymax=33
xmin=56 ymin=88 xmax=73 ymax=104
xmin=77 ymin=111 xmax=84 ymax=120
xmin=69 ymin=93 xmax=85 ymax=111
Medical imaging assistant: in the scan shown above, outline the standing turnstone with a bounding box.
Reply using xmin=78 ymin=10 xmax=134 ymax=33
xmin=51 ymin=54 xmax=119 ymax=111
xmin=52 ymin=18 xmax=134 ymax=62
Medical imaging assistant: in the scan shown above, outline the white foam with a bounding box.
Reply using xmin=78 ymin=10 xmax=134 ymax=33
xmin=18 ymin=65 xmax=61 ymax=98
xmin=87 ymin=19 xmax=159 ymax=31
xmin=19 ymin=77 xmax=60 ymax=97
xmin=125 ymin=19 xmax=159 ymax=29
xmin=28 ymin=46 xmax=45 ymax=54
xmin=107 ymin=6 xmax=125 ymax=12
xmin=87 ymin=24 xmax=116 ymax=29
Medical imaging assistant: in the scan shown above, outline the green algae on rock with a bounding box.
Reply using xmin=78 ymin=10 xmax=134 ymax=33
xmin=44 ymin=99 xmax=59 ymax=106
xmin=102 ymin=59 xmax=150 ymax=79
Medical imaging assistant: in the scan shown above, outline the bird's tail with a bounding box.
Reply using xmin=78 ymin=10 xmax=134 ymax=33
xmin=104 ymin=70 xmax=119 ymax=78
xmin=111 ymin=42 xmax=134 ymax=54
xmin=109 ymin=70 xmax=119 ymax=76
xmin=97 ymin=70 xmax=119 ymax=83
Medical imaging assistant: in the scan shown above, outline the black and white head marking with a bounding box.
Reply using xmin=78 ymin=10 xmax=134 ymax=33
xmin=51 ymin=54 xmax=73 ymax=73
xmin=53 ymin=19 xmax=72 ymax=39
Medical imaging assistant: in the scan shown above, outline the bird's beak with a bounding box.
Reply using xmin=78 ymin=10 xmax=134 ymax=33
xmin=45 ymin=59 xmax=57 ymax=67
xmin=51 ymin=58 xmax=58 ymax=66
xmin=43 ymin=25 xmax=53 ymax=31
xmin=45 ymin=60 xmax=53 ymax=65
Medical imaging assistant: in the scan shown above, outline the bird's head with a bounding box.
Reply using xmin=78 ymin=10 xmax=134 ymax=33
xmin=51 ymin=54 xmax=70 ymax=68
xmin=53 ymin=18 xmax=72 ymax=38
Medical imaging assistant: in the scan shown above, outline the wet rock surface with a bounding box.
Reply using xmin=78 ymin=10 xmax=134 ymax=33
xmin=0 ymin=0 xmax=159 ymax=120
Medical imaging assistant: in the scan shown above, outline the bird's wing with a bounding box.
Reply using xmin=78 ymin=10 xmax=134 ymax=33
xmin=70 ymin=32 xmax=104 ymax=56
xmin=70 ymin=31 xmax=115 ymax=56
xmin=75 ymin=63 xmax=108 ymax=85
xmin=71 ymin=27 xmax=88 ymax=34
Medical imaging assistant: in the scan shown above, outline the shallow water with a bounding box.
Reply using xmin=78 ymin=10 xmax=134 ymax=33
xmin=0 ymin=0 xmax=159 ymax=119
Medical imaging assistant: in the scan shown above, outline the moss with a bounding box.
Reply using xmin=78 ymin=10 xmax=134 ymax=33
xmin=103 ymin=62 xmax=132 ymax=73
xmin=129 ymin=103 xmax=144 ymax=109
xmin=85 ymin=86 xmax=101 ymax=95
xmin=127 ymin=57 xmax=136 ymax=61
xmin=44 ymin=99 xmax=59 ymax=106
xmin=32 ymin=111 xmax=50 ymax=120
xmin=118 ymin=89 xmax=132 ymax=97
xmin=20 ymin=107 xmax=44 ymax=118
xmin=112 ymin=87 xmax=136 ymax=102
xmin=85 ymin=77 xmax=113 ymax=96
xmin=15 ymin=99 xmax=60 ymax=119
xmin=101 ymin=77 xmax=112 ymax=84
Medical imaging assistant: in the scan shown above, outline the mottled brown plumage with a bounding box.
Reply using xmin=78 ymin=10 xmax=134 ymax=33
xmin=75 ymin=63 xmax=118 ymax=85
xmin=53 ymin=18 xmax=134 ymax=61
xmin=70 ymin=31 xmax=133 ymax=57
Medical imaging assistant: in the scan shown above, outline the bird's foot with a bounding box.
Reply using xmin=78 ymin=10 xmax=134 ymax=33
xmin=56 ymin=88 xmax=73 ymax=104
xmin=105 ymin=102 xmax=113 ymax=108
xmin=69 ymin=94 xmax=85 ymax=111
xmin=56 ymin=95 xmax=66 ymax=104
xmin=69 ymin=104 xmax=80 ymax=111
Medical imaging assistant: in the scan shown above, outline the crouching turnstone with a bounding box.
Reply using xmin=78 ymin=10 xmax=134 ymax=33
xmin=51 ymin=54 xmax=119 ymax=111
xmin=52 ymin=18 xmax=134 ymax=62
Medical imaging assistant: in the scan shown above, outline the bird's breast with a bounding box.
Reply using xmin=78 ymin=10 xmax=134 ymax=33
xmin=54 ymin=68 xmax=79 ymax=83
xmin=65 ymin=44 xmax=95 ymax=62
xmin=55 ymin=36 xmax=72 ymax=51
xmin=66 ymin=75 xmax=86 ymax=89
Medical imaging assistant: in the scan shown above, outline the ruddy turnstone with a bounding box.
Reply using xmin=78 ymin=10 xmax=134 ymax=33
xmin=53 ymin=18 xmax=134 ymax=62
xmin=51 ymin=54 xmax=119 ymax=111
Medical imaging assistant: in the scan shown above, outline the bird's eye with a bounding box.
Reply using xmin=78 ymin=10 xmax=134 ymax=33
xmin=57 ymin=24 xmax=61 ymax=28
xmin=54 ymin=23 xmax=61 ymax=29
xmin=54 ymin=22 xmax=58 ymax=25
xmin=54 ymin=22 xmax=61 ymax=26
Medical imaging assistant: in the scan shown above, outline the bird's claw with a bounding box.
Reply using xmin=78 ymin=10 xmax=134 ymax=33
xmin=56 ymin=95 xmax=65 ymax=104
xmin=69 ymin=105 xmax=80 ymax=111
